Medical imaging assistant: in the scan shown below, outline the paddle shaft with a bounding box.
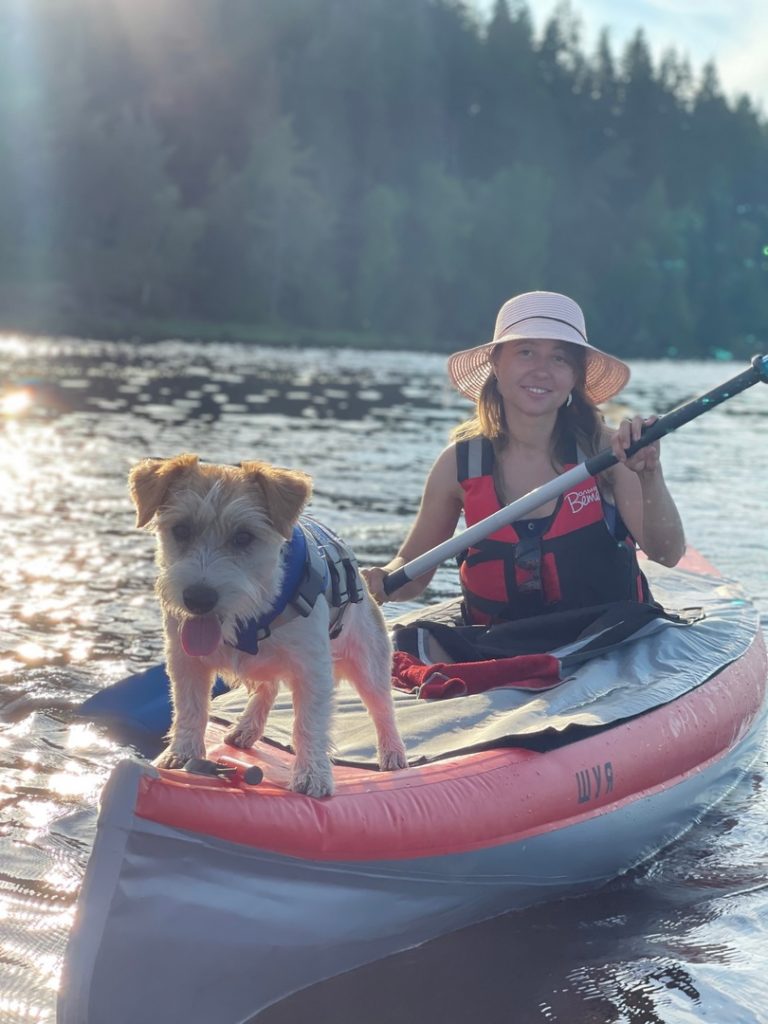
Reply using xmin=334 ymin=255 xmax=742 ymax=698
xmin=383 ymin=355 xmax=768 ymax=595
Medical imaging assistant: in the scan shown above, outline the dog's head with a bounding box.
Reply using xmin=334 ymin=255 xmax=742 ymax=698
xmin=129 ymin=455 xmax=312 ymax=654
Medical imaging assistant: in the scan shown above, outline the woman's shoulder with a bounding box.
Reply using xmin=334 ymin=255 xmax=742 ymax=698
xmin=424 ymin=444 xmax=465 ymax=502
xmin=427 ymin=442 xmax=460 ymax=477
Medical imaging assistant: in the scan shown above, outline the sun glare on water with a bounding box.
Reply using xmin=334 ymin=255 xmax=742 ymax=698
xmin=1 ymin=388 xmax=33 ymax=417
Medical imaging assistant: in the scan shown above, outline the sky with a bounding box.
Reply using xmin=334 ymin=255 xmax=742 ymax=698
xmin=474 ymin=0 xmax=768 ymax=112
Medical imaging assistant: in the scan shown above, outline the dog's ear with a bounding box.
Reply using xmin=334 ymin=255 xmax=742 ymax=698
xmin=129 ymin=455 xmax=199 ymax=528
xmin=241 ymin=461 xmax=312 ymax=539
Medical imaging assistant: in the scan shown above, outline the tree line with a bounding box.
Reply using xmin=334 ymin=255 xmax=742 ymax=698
xmin=1 ymin=0 xmax=766 ymax=358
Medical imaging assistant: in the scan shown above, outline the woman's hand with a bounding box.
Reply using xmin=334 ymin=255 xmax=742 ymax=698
xmin=361 ymin=566 xmax=390 ymax=604
xmin=611 ymin=414 xmax=660 ymax=475
xmin=608 ymin=414 xmax=686 ymax=567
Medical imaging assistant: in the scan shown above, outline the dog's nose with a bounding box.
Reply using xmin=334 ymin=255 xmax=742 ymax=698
xmin=182 ymin=584 xmax=219 ymax=615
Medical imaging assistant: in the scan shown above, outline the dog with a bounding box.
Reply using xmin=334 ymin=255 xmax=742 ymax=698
xmin=129 ymin=454 xmax=407 ymax=797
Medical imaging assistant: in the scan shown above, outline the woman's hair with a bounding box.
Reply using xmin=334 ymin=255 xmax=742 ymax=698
xmin=450 ymin=344 xmax=604 ymax=465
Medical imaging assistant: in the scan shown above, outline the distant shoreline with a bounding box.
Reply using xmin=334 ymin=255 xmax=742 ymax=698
xmin=0 ymin=313 xmax=446 ymax=354
xmin=0 ymin=314 xmax=744 ymax=363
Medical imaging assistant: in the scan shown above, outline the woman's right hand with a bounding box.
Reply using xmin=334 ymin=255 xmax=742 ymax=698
xmin=360 ymin=566 xmax=390 ymax=604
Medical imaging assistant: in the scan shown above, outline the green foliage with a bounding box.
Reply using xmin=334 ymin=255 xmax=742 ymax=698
xmin=355 ymin=184 xmax=407 ymax=333
xmin=0 ymin=0 xmax=766 ymax=357
xmin=200 ymin=118 xmax=338 ymax=326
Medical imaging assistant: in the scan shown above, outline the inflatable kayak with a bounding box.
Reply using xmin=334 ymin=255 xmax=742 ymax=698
xmin=57 ymin=550 xmax=766 ymax=1024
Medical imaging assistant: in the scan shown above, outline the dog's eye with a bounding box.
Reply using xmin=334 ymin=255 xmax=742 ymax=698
xmin=172 ymin=523 xmax=192 ymax=543
xmin=232 ymin=529 xmax=255 ymax=549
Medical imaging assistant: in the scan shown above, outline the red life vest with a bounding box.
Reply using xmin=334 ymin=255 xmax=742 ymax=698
xmin=457 ymin=437 xmax=651 ymax=625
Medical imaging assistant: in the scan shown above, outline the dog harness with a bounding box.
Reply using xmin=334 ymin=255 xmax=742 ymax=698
xmin=232 ymin=515 xmax=365 ymax=655
xmin=457 ymin=437 xmax=651 ymax=625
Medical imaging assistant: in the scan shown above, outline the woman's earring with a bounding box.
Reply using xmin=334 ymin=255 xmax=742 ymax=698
xmin=566 ymin=392 xmax=573 ymax=407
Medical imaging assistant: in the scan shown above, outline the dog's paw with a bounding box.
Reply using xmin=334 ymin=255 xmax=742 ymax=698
xmin=379 ymin=744 xmax=408 ymax=772
xmin=223 ymin=724 xmax=260 ymax=750
xmin=154 ymin=747 xmax=203 ymax=771
xmin=290 ymin=763 xmax=335 ymax=799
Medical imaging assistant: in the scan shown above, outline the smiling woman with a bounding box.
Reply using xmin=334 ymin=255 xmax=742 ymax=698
xmin=362 ymin=290 xmax=686 ymax=651
xmin=494 ymin=338 xmax=578 ymax=409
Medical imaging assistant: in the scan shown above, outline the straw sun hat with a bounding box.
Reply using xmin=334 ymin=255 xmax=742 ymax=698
xmin=447 ymin=291 xmax=630 ymax=406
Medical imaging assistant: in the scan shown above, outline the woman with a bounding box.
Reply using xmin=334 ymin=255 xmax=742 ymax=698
xmin=363 ymin=291 xmax=685 ymax=630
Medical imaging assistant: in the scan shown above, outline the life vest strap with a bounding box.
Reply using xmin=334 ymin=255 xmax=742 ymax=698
xmin=455 ymin=437 xmax=651 ymax=625
xmin=232 ymin=517 xmax=364 ymax=654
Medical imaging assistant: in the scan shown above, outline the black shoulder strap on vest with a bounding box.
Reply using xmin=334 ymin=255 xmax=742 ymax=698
xmin=456 ymin=436 xmax=494 ymax=483
xmin=576 ymin=441 xmax=629 ymax=541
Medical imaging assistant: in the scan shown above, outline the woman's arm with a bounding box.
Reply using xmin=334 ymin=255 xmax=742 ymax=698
xmin=362 ymin=445 xmax=464 ymax=602
xmin=605 ymin=416 xmax=686 ymax=567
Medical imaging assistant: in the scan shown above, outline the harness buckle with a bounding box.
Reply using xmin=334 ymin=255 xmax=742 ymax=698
xmin=292 ymin=591 xmax=316 ymax=618
xmin=515 ymin=536 xmax=543 ymax=594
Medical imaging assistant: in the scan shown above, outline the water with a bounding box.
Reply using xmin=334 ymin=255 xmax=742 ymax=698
xmin=0 ymin=336 xmax=766 ymax=1023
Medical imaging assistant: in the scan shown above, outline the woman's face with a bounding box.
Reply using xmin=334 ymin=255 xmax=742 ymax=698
xmin=492 ymin=339 xmax=579 ymax=416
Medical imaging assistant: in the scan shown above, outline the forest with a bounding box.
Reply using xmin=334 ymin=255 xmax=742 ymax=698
xmin=1 ymin=0 xmax=766 ymax=358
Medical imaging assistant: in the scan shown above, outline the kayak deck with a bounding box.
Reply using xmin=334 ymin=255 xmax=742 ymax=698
xmin=136 ymin=624 xmax=767 ymax=862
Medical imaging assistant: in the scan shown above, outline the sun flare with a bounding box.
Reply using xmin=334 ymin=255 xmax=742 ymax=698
xmin=0 ymin=389 xmax=33 ymax=417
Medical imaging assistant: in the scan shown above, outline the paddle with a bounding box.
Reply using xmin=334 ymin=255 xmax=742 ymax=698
xmin=383 ymin=354 xmax=768 ymax=595
xmin=79 ymin=355 xmax=767 ymax=735
xmin=79 ymin=662 xmax=229 ymax=736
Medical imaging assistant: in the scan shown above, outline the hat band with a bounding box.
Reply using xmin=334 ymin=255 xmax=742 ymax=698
xmin=496 ymin=315 xmax=588 ymax=345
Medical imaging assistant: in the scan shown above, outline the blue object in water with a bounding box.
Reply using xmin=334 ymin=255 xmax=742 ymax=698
xmin=79 ymin=662 xmax=228 ymax=736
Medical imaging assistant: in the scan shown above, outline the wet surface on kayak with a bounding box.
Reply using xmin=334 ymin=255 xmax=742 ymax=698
xmin=1 ymin=337 xmax=767 ymax=1023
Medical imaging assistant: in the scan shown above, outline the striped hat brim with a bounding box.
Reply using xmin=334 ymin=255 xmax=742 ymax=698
xmin=447 ymin=332 xmax=630 ymax=406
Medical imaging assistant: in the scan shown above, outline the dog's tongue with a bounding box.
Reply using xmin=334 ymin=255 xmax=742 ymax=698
xmin=180 ymin=615 xmax=222 ymax=657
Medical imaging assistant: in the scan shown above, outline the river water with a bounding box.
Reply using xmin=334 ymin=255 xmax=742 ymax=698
xmin=0 ymin=336 xmax=766 ymax=1023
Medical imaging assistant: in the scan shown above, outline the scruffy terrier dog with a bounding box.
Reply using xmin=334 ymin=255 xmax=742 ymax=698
xmin=129 ymin=454 xmax=407 ymax=797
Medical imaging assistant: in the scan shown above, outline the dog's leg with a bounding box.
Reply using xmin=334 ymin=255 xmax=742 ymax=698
xmin=338 ymin=598 xmax=408 ymax=772
xmin=286 ymin=652 xmax=336 ymax=798
xmin=154 ymin=625 xmax=215 ymax=770
xmin=224 ymin=679 xmax=279 ymax=750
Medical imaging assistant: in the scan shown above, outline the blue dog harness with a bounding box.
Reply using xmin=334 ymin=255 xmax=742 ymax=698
xmin=232 ymin=515 xmax=365 ymax=655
